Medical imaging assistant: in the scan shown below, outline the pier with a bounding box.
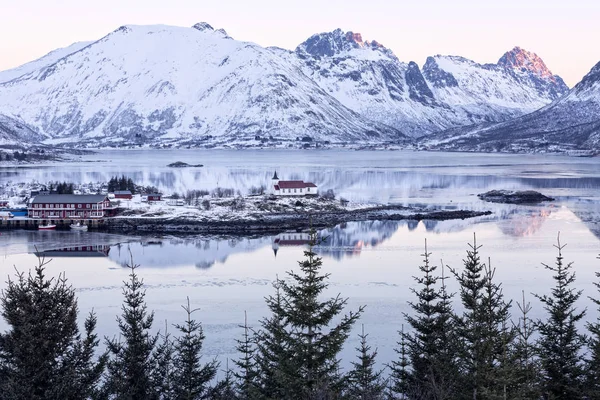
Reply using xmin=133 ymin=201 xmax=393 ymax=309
xmin=0 ymin=218 xmax=107 ymax=231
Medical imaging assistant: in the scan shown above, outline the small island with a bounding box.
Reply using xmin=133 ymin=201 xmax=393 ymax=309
xmin=477 ymin=190 xmax=554 ymax=204
xmin=167 ymin=161 xmax=204 ymax=168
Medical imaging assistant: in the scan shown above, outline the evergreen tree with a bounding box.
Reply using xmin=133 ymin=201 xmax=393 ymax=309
xmin=389 ymin=324 xmax=410 ymax=399
xmin=213 ymin=360 xmax=238 ymax=400
xmin=232 ymin=311 xmax=259 ymax=399
xmin=151 ymin=322 xmax=175 ymax=399
xmin=535 ymin=236 xmax=586 ymax=399
xmin=345 ymin=325 xmax=386 ymax=400
xmin=451 ymin=235 xmax=513 ymax=400
xmin=479 ymin=260 xmax=514 ymax=399
xmin=586 ymin=253 xmax=600 ymax=398
xmin=396 ymin=241 xmax=459 ymax=399
xmin=254 ymin=277 xmax=293 ymax=399
xmin=104 ymin=261 xmax=158 ymax=399
xmin=430 ymin=262 xmax=461 ymax=400
xmin=260 ymin=232 xmax=363 ymax=398
xmin=509 ymin=291 xmax=541 ymax=400
xmin=0 ymin=256 xmax=105 ymax=400
xmin=171 ymin=297 xmax=218 ymax=399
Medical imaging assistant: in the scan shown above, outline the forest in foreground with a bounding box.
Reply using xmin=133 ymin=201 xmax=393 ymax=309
xmin=0 ymin=233 xmax=599 ymax=400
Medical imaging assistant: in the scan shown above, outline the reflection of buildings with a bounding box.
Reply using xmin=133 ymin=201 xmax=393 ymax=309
xmin=35 ymin=244 xmax=111 ymax=258
xmin=272 ymin=232 xmax=311 ymax=256
xmin=271 ymin=221 xmax=401 ymax=260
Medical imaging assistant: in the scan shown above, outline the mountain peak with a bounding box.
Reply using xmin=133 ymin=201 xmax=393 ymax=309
xmin=192 ymin=22 xmax=214 ymax=32
xmin=498 ymin=46 xmax=555 ymax=80
xmin=296 ymin=29 xmax=387 ymax=57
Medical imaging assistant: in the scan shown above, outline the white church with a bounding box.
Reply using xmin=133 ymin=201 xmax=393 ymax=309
xmin=271 ymin=171 xmax=318 ymax=196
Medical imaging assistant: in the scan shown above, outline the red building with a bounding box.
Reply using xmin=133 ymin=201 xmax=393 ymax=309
xmin=0 ymin=200 xmax=8 ymax=208
xmin=143 ymin=193 xmax=162 ymax=202
xmin=28 ymin=194 xmax=115 ymax=219
xmin=113 ymin=190 xmax=133 ymax=199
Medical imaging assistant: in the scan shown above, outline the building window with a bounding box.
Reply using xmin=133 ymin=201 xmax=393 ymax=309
xmin=307 ymin=188 xmax=311 ymax=192
xmin=294 ymin=189 xmax=297 ymax=193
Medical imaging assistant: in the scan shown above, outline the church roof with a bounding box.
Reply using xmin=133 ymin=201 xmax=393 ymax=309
xmin=276 ymin=181 xmax=317 ymax=189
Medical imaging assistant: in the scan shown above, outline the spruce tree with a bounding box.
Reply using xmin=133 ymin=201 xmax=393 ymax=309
xmin=509 ymin=291 xmax=541 ymax=400
xmin=396 ymin=241 xmax=459 ymax=398
xmin=264 ymin=232 xmax=363 ymax=398
xmin=232 ymin=311 xmax=259 ymax=399
xmin=478 ymin=260 xmax=514 ymax=399
xmin=451 ymin=235 xmax=513 ymax=400
xmin=151 ymin=322 xmax=175 ymax=399
xmin=104 ymin=261 xmax=158 ymax=399
xmin=171 ymin=297 xmax=218 ymax=399
xmin=346 ymin=325 xmax=386 ymax=400
xmin=585 ymin=254 xmax=600 ymax=398
xmin=0 ymin=256 xmax=105 ymax=400
xmin=213 ymin=360 xmax=238 ymax=400
xmin=389 ymin=324 xmax=410 ymax=399
xmin=254 ymin=277 xmax=293 ymax=399
xmin=535 ymin=236 xmax=586 ymax=399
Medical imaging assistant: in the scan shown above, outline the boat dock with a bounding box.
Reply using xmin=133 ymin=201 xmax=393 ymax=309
xmin=0 ymin=218 xmax=107 ymax=231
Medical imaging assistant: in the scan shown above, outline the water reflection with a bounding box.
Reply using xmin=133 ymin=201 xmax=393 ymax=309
xmin=35 ymin=245 xmax=111 ymax=258
xmin=2 ymin=200 xmax=597 ymax=268
xmin=3 ymin=150 xmax=600 ymax=205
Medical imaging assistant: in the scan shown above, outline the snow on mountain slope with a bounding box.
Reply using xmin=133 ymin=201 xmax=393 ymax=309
xmin=422 ymin=61 xmax=600 ymax=154
xmin=0 ymin=41 xmax=93 ymax=84
xmin=0 ymin=114 xmax=42 ymax=147
xmin=295 ymin=30 xmax=568 ymax=137
xmin=0 ymin=23 xmax=404 ymax=148
xmin=294 ymin=29 xmax=460 ymax=137
xmin=423 ymin=48 xmax=568 ymax=117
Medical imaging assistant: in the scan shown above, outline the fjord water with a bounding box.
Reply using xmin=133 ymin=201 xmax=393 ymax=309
xmin=1 ymin=149 xmax=599 ymax=371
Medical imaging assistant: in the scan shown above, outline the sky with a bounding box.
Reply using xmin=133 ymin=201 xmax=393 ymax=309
xmin=1 ymin=0 xmax=599 ymax=86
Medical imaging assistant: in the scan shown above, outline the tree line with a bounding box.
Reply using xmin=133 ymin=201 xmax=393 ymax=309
xmin=107 ymin=175 xmax=137 ymax=194
xmin=0 ymin=233 xmax=599 ymax=399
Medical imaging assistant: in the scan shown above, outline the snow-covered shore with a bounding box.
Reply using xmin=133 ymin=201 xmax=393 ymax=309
xmin=105 ymin=195 xmax=490 ymax=234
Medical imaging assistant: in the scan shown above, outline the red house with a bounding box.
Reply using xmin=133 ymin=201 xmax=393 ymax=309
xmin=113 ymin=190 xmax=133 ymax=200
xmin=142 ymin=193 xmax=162 ymax=202
xmin=0 ymin=200 xmax=8 ymax=208
xmin=28 ymin=194 xmax=114 ymax=219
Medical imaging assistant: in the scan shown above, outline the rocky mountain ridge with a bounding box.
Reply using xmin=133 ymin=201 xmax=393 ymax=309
xmin=421 ymin=60 xmax=600 ymax=155
xmin=0 ymin=22 xmax=582 ymax=151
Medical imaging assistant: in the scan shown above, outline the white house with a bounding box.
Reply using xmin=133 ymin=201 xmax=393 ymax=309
xmin=271 ymin=171 xmax=318 ymax=196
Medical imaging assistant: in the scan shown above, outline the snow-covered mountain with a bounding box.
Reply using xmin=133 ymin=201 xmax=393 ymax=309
xmin=422 ymin=61 xmax=600 ymax=154
xmin=0 ymin=23 xmax=404 ymax=148
xmin=295 ymin=30 xmax=568 ymax=137
xmin=0 ymin=23 xmax=570 ymax=148
xmin=0 ymin=114 xmax=42 ymax=147
xmin=0 ymin=41 xmax=93 ymax=84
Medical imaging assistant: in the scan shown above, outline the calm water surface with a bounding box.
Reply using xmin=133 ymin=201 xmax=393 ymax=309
xmin=1 ymin=150 xmax=599 ymax=371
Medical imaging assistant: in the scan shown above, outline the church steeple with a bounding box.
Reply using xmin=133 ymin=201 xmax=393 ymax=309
xmin=272 ymin=171 xmax=279 ymax=180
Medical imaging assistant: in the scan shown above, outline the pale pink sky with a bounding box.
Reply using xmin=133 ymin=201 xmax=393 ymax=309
xmin=1 ymin=0 xmax=599 ymax=86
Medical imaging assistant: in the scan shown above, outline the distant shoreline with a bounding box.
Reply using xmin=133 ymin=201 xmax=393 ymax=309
xmin=103 ymin=206 xmax=492 ymax=235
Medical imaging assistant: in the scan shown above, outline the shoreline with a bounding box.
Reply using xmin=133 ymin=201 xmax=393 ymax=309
xmin=103 ymin=207 xmax=492 ymax=235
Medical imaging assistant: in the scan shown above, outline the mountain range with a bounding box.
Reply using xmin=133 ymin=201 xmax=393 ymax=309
xmin=0 ymin=22 xmax=596 ymax=154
